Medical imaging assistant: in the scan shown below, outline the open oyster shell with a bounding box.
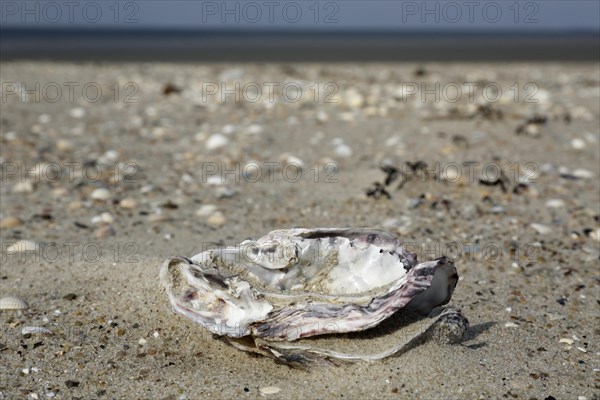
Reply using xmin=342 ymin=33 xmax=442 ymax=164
xmin=160 ymin=228 xmax=468 ymax=365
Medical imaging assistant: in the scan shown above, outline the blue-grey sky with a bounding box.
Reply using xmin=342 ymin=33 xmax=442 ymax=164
xmin=2 ymin=0 xmax=599 ymax=31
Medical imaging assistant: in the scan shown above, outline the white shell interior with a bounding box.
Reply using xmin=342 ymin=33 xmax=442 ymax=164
xmin=192 ymin=229 xmax=409 ymax=295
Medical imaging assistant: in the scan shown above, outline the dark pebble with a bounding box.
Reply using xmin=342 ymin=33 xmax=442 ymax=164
xmin=556 ymin=297 xmax=568 ymax=306
xmin=161 ymin=200 xmax=179 ymax=209
xmin=162 ymin=83 xmax=182 ymax=96
xmin=512 ymin=183 xmax=528 ymax=194
xmin=65 ymin=380 xmax=80 ymax=388
xmin=414 ymin=66 xmax=426 ymax=76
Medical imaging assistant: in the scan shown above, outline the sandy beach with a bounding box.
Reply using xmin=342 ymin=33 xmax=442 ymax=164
xmin=1 ymin=62 xmax=598 ymax=399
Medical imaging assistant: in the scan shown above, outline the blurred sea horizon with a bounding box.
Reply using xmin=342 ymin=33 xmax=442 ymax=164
xmin=2 ymin=28 xmax=599 ymax=61
xmin=2 ymin=0 xmax=599 ymax=61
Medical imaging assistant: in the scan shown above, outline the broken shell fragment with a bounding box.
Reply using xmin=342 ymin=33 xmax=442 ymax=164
xmin=0 ymin=297 xmax=28 ymax=310
xmin=160 ymin=228 xmax=468 ymax=365
xmin=21 ymin=326 xmax=53 ymax=335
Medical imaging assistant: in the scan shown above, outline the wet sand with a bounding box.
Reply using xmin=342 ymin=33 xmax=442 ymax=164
xmin=1 ymin=62 xmax=598 ymax=399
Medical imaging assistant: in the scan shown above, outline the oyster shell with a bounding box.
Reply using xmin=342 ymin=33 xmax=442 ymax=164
xmin=160 ymin=228 xmax=468 ymax=365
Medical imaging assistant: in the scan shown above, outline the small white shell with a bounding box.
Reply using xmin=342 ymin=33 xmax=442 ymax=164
xmin=0 ymin=296 xmax=28 ymax=310
xmin=6 ymin=240 xmax=38 ymax=253
xmin=259 ymin=387 xmax=281 ymax=396
xmin=21 ymin=326 xmax=53 ymax=335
